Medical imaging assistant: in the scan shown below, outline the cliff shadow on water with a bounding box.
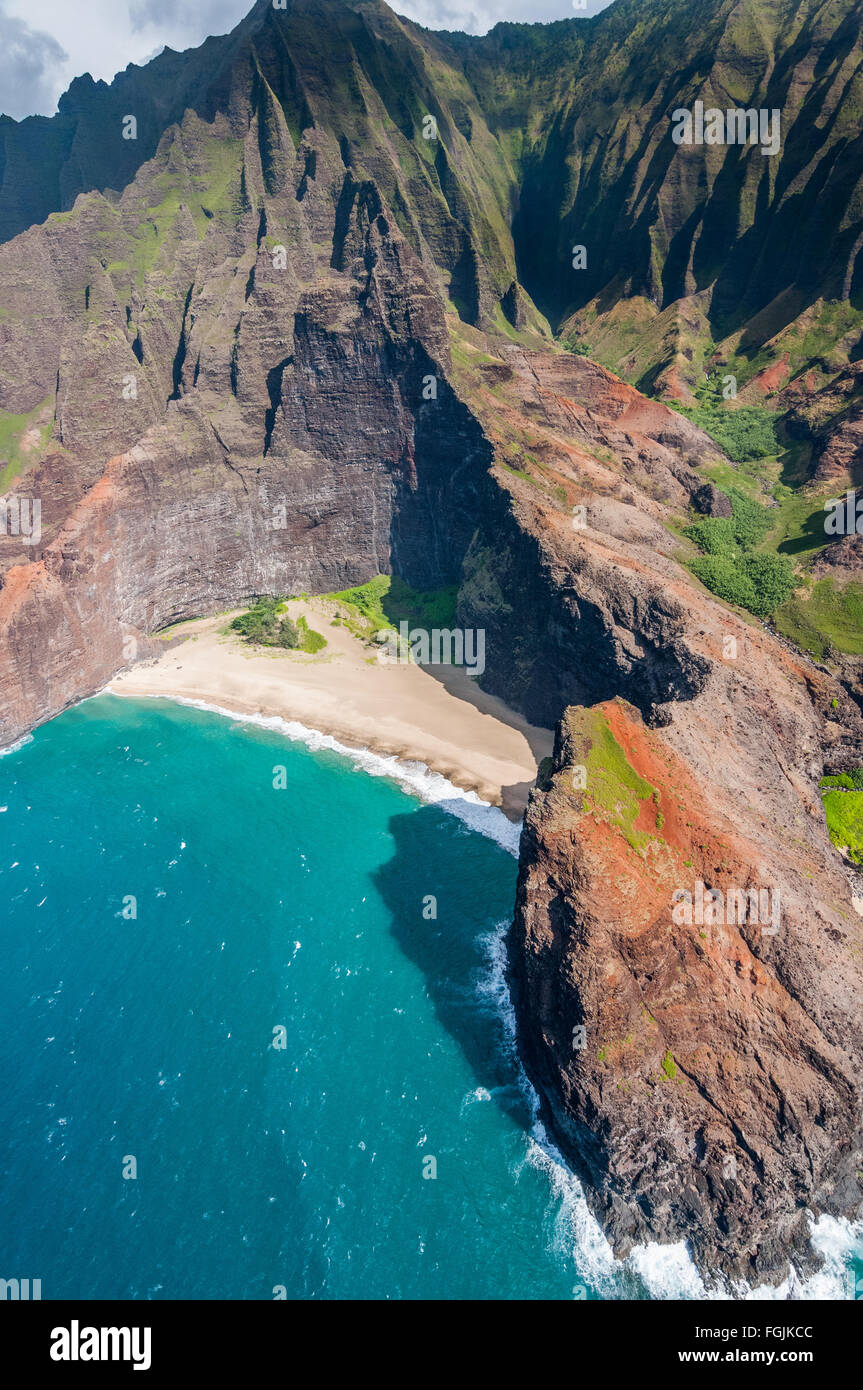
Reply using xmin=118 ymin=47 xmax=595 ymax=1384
xmin=371 ymin=804 xmax=532 ymax=1133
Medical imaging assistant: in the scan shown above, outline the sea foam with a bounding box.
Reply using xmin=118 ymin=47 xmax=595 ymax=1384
xmin=477 ymin=920 xmax=863 ymax=1302
xmin=0 ymin=732 xmax=33 ymax=758
xmin=106 ymin=692 xmax=523 ymax=856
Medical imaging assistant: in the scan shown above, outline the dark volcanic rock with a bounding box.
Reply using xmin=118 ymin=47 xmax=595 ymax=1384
xmin=692 ymin=482 xmax=732 ymax=517
xmin=814 ymin=534 xmax=863 ymax=578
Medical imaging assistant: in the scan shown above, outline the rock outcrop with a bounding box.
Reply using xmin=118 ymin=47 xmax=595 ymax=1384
xmin=785 ymin=363 xmax=863 ymax=483
xmin=445 ymin=330 xmax=863 ymax=1284
xmin=510 ymin=665 xmax=863 ymax=1286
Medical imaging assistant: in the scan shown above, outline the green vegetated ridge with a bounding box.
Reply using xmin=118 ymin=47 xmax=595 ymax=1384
xmin=3 ymin=0 xmax=863 ymax=364
xmin=679 ymin=446 xmax=863 ymax=660
xmin=671 ymin=375 xmax=859 ymax=659
xmin=568 ymin=706 xmax=663 ymax=856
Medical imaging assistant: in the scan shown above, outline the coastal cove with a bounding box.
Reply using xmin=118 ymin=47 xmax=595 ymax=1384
xmin=107 ymin=606 xmax=553 ymax=822
xmin=1 ymin=696 xmax=860 ymax=1300
xmin=0 ymin=694 xmax=596 ymax=1299
xmin=3 ymin=0 xmax=863 ymax=1299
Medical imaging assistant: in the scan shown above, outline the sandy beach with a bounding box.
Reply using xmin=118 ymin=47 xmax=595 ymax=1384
xmin=108 ymin=602 xmax=553 ymax=819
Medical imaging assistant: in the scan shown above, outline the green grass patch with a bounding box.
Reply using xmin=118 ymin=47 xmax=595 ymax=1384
xmin=501 ymin=460 xmax=535 ymax=484
xmin=698 ymin=459 xmax=763 ymax=500
xmin=320 ymin=574 xmax=458 ymax=642
xmin=0 ymin=397 xmax=54 ymax=489
xmin=770 ymin=491 xmax=836 ymax=559
xmin=571 ymin=707 xmax=661 ymax=855
xmin=320 ymin=575 xmax=393 ymax=640
xmin=296 ymin=615 xmax=327 ymax=654
xmin=820 ymin=772 xmax=863 ymax=864
xmin=669 ymin=400 xmax=780 ymax=462
xmin=773 ymin=578 xmax=863 ymax=658
xmin=685 ymin=490 xmax=796 ymax=616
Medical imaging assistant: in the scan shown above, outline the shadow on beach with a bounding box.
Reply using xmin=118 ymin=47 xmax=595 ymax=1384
xmin=419 ymin=661 xmax=553 ymax=819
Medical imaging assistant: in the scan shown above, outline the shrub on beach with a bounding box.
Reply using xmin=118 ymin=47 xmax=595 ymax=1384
xmin=230 ymin=597 xmax=326 ymax=653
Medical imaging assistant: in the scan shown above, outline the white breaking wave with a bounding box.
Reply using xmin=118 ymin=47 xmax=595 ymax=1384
xmin=477 ymin=921 xmax=863 ymax=1302
xmin=0 ymin=732 xmax=33 ymax=757
xmin=104 ymin=691 xmax=523 ymax=856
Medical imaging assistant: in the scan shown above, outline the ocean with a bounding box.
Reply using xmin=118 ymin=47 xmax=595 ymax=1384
xmin=0 ymin=695 xmax=859 ymax=1300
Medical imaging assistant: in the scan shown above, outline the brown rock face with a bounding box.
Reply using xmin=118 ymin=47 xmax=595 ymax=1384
xmin=814 ymin=533 xmax=863 ymax=579
xmin=440 ymin=338 xmax=863 ymax=1285
xmin=508 ymin=639 xmax=863 ymax=1286
xmin=785 ymin=363 xmax=863 ymax=483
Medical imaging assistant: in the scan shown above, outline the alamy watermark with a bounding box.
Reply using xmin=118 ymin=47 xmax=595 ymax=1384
xmin=1 ymin=1276 xmax=41 ymax=1300
xmin=672 ymin=880 xmax=780 ymax=936
xmin=824 ymin=490 xmax=863 ymax=536
xmin=50 ymin=1323 xmax=151 ymax=1371
xmin=0 ymin=496 xmax=41 ymax=544
xmin=671 ymin=101 xmax=781 ymax=157
xmin=376 ymin=622 xmax=486 ymax=676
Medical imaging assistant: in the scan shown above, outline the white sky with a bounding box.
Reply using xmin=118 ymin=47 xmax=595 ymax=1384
xmin=0 ymin=0 xmax=611 ymax=120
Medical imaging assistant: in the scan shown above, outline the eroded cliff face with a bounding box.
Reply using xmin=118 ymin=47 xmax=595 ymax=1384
xmin=0 ymin=80 xmax=493 ymax=743
xmin=444 ymin=333 xmax=863 ymax=1285
xmin=510 ymin=677 xmax=863 ymax=1284
xmin=512 ymin=697 xmax=863 ymax=1284
xmin=1 ymin=0 xmax=862 ymax=1292
xmin=455 ymin=348 xmax=718 ymax=727
xmin=4 ymin=0 xmax=863 ymax=393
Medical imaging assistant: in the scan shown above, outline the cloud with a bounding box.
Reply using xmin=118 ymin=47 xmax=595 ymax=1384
xmin=0 ymin=2 xmax=67 ymax=118
xmin=128 ymin=0 xmax=249 ymax=39
xmin=125 ymin=0 xmax=610 ymax=44
xmin=393 ymin=0 xmax=609 ymax=33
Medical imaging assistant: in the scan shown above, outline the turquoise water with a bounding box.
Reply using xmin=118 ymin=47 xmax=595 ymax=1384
xmin=0 ymin=696 xmax=859 ymax=1300
xmin=0 ymin=697 xmax=579 ymax=1299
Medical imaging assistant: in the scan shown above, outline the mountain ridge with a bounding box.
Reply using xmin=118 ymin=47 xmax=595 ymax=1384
xmin=3 ymin=0 xmax=862 ymax=402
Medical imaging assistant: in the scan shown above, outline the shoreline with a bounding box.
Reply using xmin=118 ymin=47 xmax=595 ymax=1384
xmin=107 ymin=604 xmax=553 ymax=823
xmin=105 ymin=689 xmax=525 ymax=855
